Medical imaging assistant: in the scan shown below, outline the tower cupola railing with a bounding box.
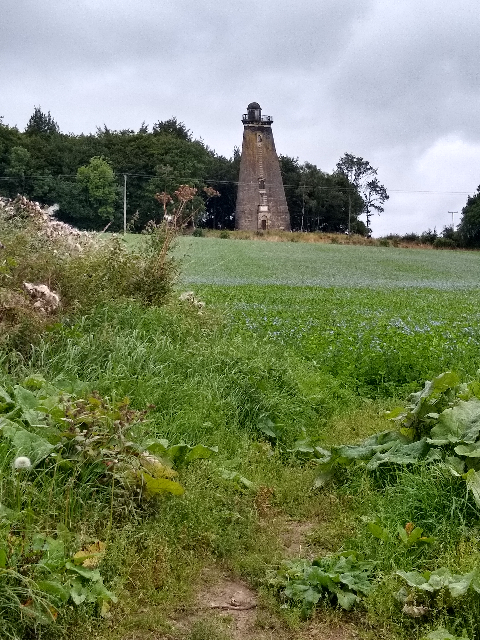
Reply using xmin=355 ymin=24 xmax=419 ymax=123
xmin=242 ymin=114 xmax=273 ymax=124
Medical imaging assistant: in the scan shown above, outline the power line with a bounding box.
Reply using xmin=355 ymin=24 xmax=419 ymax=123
xmin=0 ymin=173 xmax=475 ymax=195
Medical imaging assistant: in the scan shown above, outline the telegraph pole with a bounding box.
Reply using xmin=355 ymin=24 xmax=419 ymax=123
xmin=123 ymin=174 xmax=127 ymax=235
xmin=448 ymin=211 xmax=458 ymax=230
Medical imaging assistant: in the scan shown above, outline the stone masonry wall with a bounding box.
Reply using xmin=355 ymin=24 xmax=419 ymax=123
xmin=235 ymin=124 xmax=290 ymax=231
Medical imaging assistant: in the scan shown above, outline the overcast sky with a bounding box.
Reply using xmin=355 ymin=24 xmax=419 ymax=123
xmin=2 ymin=0 xmax=479 ymax=235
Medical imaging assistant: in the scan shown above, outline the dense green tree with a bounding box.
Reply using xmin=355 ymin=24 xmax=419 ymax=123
xmin=335 ymin=153 xmax=389 ymax=234
xmin=5 ymin=146 xmax=32 ymax=196
xmin=457 ymin=186 xmax=480 ymax=247
xmin=152 ymin=117 xmax=192 ymax=141
xmin=25 ymin=106 xmax=60 ymax=136
xmin=57 ymin=156 xmax=118 ymax=229
xmin=202 ymin=148 xmax=240 ymax=229
xmin=0 ymin=122 xmax=22 ymax=196
xmin=280 ymin=156 xmax=365 ymax=233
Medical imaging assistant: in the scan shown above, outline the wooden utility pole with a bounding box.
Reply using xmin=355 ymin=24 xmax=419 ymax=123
xmin=123 ymin=174 xmax=127 ymax=234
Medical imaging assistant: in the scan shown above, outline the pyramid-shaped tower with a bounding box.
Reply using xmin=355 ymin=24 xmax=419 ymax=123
xmin=235 ymin=102 xmax=290 ymax=231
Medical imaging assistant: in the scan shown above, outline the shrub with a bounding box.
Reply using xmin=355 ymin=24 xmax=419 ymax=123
xmin=219 ymin=230 xmax=230 ymax=239
xmin=433 ymin=237 xmax=456 ymax=250
xmin=192 ymin=227 xmax=204 ymax=237
xmin=420 ymin=229 xmax=437 ymax=244
xmin=401 ymin=232 xmax=420 ymax=243
xmin=0 ymin=198 xmax=177 ymax=347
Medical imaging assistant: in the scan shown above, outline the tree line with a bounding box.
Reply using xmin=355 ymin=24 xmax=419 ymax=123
xmin=1 ymin=106 xmax=388 ymax=234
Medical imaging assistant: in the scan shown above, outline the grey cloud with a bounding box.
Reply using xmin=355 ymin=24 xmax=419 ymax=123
xmin=1 ymin=0 xmax=479 ymax=234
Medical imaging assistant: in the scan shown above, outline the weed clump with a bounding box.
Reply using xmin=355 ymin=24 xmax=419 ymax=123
xmin=0 ymin=196 xmax=177 ymax=350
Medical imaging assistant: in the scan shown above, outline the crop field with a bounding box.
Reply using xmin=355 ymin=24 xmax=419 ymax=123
xmin=177 ymin=237 xmax=480 ymax=395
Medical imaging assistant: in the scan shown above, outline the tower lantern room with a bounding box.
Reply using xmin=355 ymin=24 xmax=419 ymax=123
xmin=246 ymin=102 xmax=261 ymax=123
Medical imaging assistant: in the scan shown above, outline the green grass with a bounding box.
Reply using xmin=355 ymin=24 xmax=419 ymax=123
xmin=3 ymin=234 xmax=480 ymax=639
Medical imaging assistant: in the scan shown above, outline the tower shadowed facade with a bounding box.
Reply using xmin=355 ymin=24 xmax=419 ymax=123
xmin=235 ymin=102 xmax=290 ymax=231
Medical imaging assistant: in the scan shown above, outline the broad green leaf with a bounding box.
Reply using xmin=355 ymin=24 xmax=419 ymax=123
xmin=39 ymin=538 xmax=66 ymax=571
xmin=23 ymin=374 xmax=46 ymax=390
xmin=219 ymin=468 xmax=256 ymax=490
xmin=463 ymin=469 xmax=480 ymax=508
xmin=447 ymin=571 xmax=475 ymax=597
xmin=454 ymin=442 xmax=480 ymax=457
xmin=290 ymin=438 xmax=315 ymax=455
xmin=398 ymin=525 xmax=409 ymax=544
xmin=384 ymin=407 xmax=405 ymax=420
xmin=143 ymin=438 xmax=169 ymax=457
xmin=444 ymin=456 xmax=465 ymax=476
xmin=37 ymin=579 xmax=70 ymax=603
xmin=89 ymin=578 xmax=118 ymax=603
xmin=429 ymin=399 xmax=480 ymax=445
xmin=139 ymin=471 xmax=185 ymax=496
xmin=70 ymin=579 xmax=87 ymax=605
xmin=184 ymin=443 xmax=218 ymax=463
xmin=285 ymin=583 xmax=320 ymax=605
xmin=407 ymin=528 xmax=424 ymax=544
xmin=13 ymin=385 xmax=38 ymax=410
xmin=0 ymin=547 xmax=6 ymax=568
xmin=257 ymin=417 xmax=282 ymax=441
xmin=424 ymin=448 xmax=443 ymax=462
xmin=366 ymin=439 xmax=429 ymax=470
xmin=367 ymin=522 xmax=390 ymax=542
xmin=0 ymin=418 xmax=55 ymax=465
xmin=166 ymin=443 xmax=189 ymax=465
xmin=22 ymin=408 xmax=49 ymax=426
xmin=335 ymin=589 xmax=358 ymax=610
xmin=397 ymin=570 xmax=432 ymax=590
xmin=427 ymin=568 xmax=451 ymax=590
xmin=0 ymin=386 xmax=14 ymax=412
xmin=65 ymin=561 xmax=101 ymax=581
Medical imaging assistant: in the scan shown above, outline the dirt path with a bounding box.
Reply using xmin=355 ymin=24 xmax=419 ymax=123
xmin=117 ymin=519 xmax=363 ymax=640
xmin=168 ymin=567 xmax=360 ymax=640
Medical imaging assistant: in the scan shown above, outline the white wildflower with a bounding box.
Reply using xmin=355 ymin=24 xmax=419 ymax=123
xmin=13 ymin=456 xmax=32 ymax=470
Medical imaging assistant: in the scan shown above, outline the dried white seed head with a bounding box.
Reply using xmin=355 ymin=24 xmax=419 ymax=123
xmin=13 ymin=456 xmax=32 ymax=470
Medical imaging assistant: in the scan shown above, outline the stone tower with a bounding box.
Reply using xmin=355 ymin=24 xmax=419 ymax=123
xmin=235 ymin=102 xmax=290 ymax=231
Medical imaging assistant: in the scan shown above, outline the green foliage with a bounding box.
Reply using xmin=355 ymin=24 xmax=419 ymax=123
xmin=313 ymin=371 xmax=480 ymax=508
xmin=268 ymin=552 xmax=374 ymax=617
xmin=0 ymin=374 xmax=217 ymax=636
xmin=335 ymin=152 xmax=389 ymax=231
xmin=424 ymin=629 xmax=471 ymax=640
xmin=280 ymin=155 xmax=365 ymax=233
xmin=75 ymin=156 xmax=118 ymax=227
xmin=25 ymin=107 xmax=60 ymax=137
xmin=152 ymin=116 xmax=192 ymax=141
xmin=176 ymin=240 xmax=480 ymax=395
xmin=434 ymin=237 xmax=457 ymax=249
xmin=457 ymin=186 xmax=480 ymax=248
xmin=397 ymin=566 xmax=480 ymax=597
